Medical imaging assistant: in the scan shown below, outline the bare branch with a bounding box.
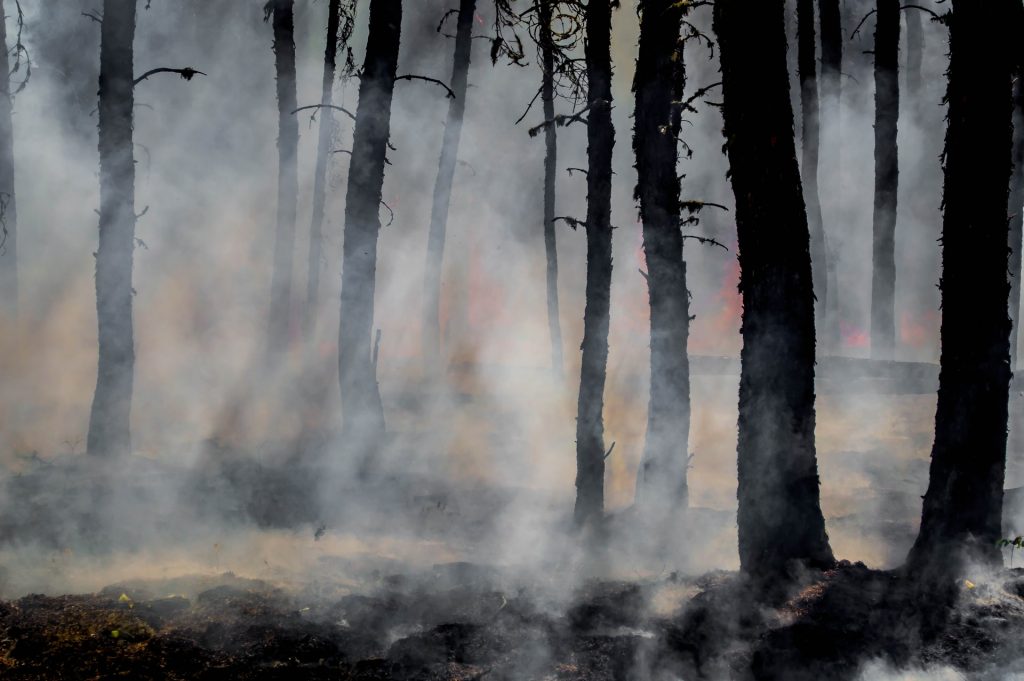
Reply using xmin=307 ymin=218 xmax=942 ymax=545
xmin=133 ymin=67 xmax=206 ymax=86
xmin=553 ymin=215 xmax=586 ymax=230
xmin=682 ymin=234 xmax=729 ymax=252
xmin=293 ymin=103 xmax=357 ymax=122
xmin=394 ymin=74 xmax=456 ymax=99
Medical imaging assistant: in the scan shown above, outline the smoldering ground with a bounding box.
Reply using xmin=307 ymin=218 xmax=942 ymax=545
xmin=0 ymin=0 xmax=1022 ymax=679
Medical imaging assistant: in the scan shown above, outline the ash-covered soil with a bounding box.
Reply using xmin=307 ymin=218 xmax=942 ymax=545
xmin=1 ymin=563 xmax=1023 ymax=680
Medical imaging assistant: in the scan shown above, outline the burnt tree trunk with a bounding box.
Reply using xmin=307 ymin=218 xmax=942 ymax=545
xmin=818 ymin=0 xmax=842 ymax=352
xmin=422 ymin=0 xmax=475 ymax=372
xmin=632 ymin=0 xmax=689 ymax=517
xmin=266 ymin=0 xmax=299 ymax=356
xmin=573 ymin=0 xmax=614 ymax=529
xmin=540 ymin=0 xmax=564 ymax=379
xmin=304 ymin=0 xmax=342 ymax=336
xmin=88 ymin=0 xmax=138 ymax=458
xmin=338 ymin=0 xmax=400 ymax=459
xmin=797 ymin=0 xmax=826 ymax=346
xmin=0 ymin=4 xmax=17 ymax=318
xmin=713 ymin=0 xmax=835 ymax=578
xmin=906 ymin=0 xmax=1015 ymax=578
xmin=905 ymin=4 xmax=923 ymax=103
xmin=1009 ymin=63 xmax=1024 ymax=370
xmin=871 ymin=0 xmax=900 ymax=359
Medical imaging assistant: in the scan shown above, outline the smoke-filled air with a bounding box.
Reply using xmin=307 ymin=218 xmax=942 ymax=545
xmin=0 ymin=0 xmax=1022 ymax=679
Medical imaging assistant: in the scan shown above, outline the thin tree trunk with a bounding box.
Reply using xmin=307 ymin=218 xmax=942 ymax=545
xmin=540 ymin=0 xmax=563 ymax=379
xmin=818 ymin=0 xmax=841 ymax=352
xmin=798 ymin=0 xmax=826 ymax=350
xmin=1009 ymin=68 xmax=1024 ymax=371
xmin=0 ymin=4 xmax=17 ymax=318
xmin=713 ymin=0 xmax=834 ymax=579
xmin=266 ymin=0 xmax=299 ymax=356
xmin=871 ymin=0 xmax=900 ymax=359
xmin=633 ymin=0 xmax=689 ymax=517
xmin=422 ymin=0 xmax=475 ymax=373
xmin=338 ymin=0 xmax=400 ymax=460
xmin=304 ymin=0 xmax=342 ymax=337
xmin=573 ymin=0 xmax=614 ymax=529
xmin=905 ymin=3 xmax=923 ymax=102
xmin=906 ymin=0 xmax=1015 ymax=579
xmin=88 ymin=0 xmax=138 ymax=458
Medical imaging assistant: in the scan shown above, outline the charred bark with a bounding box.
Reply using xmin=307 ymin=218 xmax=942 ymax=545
xmin=338 ymin=0 xmax=401 ymax=460
xmin=88 ymin=0 xmax=138 ymax=458
xmin=905 ymin=4 xmax=923 ymax=102
xmin=0 ymin=4 xmax=17 ymax=318
xmin=573 ymin=0 xmax=614 ymax=529
xmin=818 ymin=0 xmax=842 ymax=352
xmin=906 ymin=0 xmax=1015 ymax=579
xmin=871 ymin=0 xmax=900 ymax=359
xmin=797 ymin=0 xmax=826 ymax=347
xmin=1009 ymin=58 xmax=1024 ymax=371
xmin=540 ymin=0 xmax=564 ymax=379
xmin=632 ymin=0 xmax=689 ymax=517
xmin=713 ymin=0 xmax=835 ymax=578
xmin=304 ymin=0 xmax=343 ymax=337
xmin=266 ymin=0 xmax=299 ymax=356
xmin=422 ymin=0 xmax=476 ymax=372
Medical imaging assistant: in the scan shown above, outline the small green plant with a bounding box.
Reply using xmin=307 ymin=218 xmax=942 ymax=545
xmin=996 ymin=536 xmax=1024 ymax=567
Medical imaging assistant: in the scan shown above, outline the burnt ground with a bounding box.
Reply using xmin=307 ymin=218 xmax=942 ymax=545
xmin=0 ymin=563 xmax=1023 ymax=680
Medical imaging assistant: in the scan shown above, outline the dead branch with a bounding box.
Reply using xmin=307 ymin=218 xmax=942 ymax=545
xmin=292 ymin=104 xmax=357 ymax=122
xmin=380 ymin=200 xmax=395 ymax=227
xmin=603 ymin=442 xmax=616 ymax=460
xmin=133 ymin=67 xmax=206 ymax=86
xmin=850 ymin=9 xmax=877 ymax=39
xmin=514 ymin=85 xmax=545 ymax=125
xmin=900 ymin=3 xmax=942 ymax=20
xmin=680 ymin=200 xmax=729 ymax=213
xmin=566 ymin=167 xmax=588 ymax=177
xmin=552 ymin=216 xmax=585 ymax=230
xmin=682 ymin=234 xmax=729 ymax=252
xmin=394 ymin=74 xmax=456 ymax=99
xmin=81 ymin=10 xmax=102 ymax=24
xmin=528 ymin=100 xmax=603 ymax=138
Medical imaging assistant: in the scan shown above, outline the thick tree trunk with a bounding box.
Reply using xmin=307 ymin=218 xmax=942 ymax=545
xmin=797 ymin=0 xmax=826 ymax=348
xmin=304 ymin=0 xmax=342 ymax=336
xmin=1009 ymin=70 xmax=1024 ymax=371
xmin=266 ymin=0 xmax=299 ymax=356
xmin=632 ymin=0 xmax=689 ymax=517
xmin=573 ymin=0 xmax=614 ymax=529
xmin=88 ymin=0 xmax=138 ymax=458
xmin=713 ymin=0 xmax=834 ymax=578
xmin=818 ymin=0 xmax=842 ymax=352
xmin=338 ymin=0 xmax=400 ymax=459
xmin=422 ymin=0 xmax=475 ymax=372
xmin=871 ymin=0 xmax=900 ymax=359
xmin=540 ymin=0 xmax=563 ymax=379
xmin=906 ymin=0 xmax=1015 ymax=579
xmin=0 ymin=5 xmax=17 ymax=318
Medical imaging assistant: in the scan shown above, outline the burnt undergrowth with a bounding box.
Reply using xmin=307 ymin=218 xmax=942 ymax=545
xmin=0 ymin=560 xmax=1022 ymax=679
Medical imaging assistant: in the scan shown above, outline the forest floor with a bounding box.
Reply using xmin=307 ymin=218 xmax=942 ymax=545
xmin=0 ymin=561 xmax=1023 ymax=680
